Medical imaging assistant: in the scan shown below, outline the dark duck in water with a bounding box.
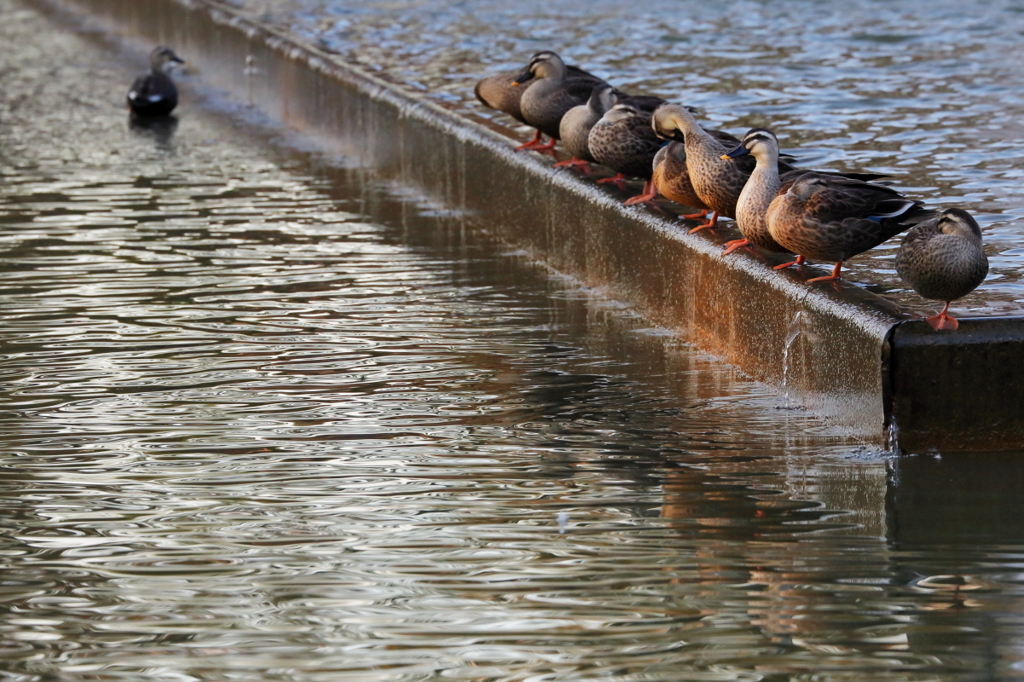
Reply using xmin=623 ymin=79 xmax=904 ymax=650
xmin=127 ymin=46 xmax=184 ymax=117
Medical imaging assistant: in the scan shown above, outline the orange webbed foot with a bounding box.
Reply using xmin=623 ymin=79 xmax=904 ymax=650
xmin=623 ymin=179 xmax=659 ymax=206
xmin=680 ymin=209 xmax=708 ymax=220
xmin=773 ymin=255 xmax=806 ymax=271
xmin=596 ymin=173 xmax=627 ymax=190
xmin=925 ymin=302 xmax=959 ymax=331
xmin=722 ymin=239 xmax=750 ymax=255
xmin=687 ymin=211 xmax=719 ymax=234
xmin=806 ymin=262 xmax=843 ymax=283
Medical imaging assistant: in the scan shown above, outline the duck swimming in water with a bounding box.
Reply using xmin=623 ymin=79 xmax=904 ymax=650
xmin=127 ymin=46 xmax=184 ymax=117
xmin=895 ymin=208 xmax=988 ymax=331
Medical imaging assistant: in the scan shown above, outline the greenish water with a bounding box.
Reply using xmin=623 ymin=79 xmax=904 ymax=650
xmin=3 ymin=3 xmax=1024 ymax=682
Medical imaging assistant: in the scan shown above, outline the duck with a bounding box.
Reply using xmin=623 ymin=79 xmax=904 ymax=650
xmin=722 ymin=128 xmax=889 ymax=267
xmin=556 ymin=84 xmax=618 ymax=170
xmin=895 ymin=208 xmax=988 ymax=331
xmin=588 ymin=101 xmax=667 ymax=202
xmin=648 ymin=126 xmax=750 ymax=220
xmin=762 ymin=169 xmax=933 ymax=283
xmin=127 ymin=46 xmax=184 ymax=117
xmin=474 ymin=72 xmax=532 ymax=126
xmin=652 ymin=104 xmax=796 ymax=233
xmin=512 ymin=51 xmax=610 ymax=153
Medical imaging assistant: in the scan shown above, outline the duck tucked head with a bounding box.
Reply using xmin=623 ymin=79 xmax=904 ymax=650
xmin=150 ymin=46 xmax=184 ymax=72
xmin=723 ymin=128 xmax=779 ymax=161
xmin=601 ymin=102 xmax=641 ymax=125
xmin=651 ymin=104 xmax=693 ymax=143
xmin=587 ymin=84 xmax=618 ymax=116
xmin=513 ymin=50 xmax=566 ymax=85
xmin=938 ymin=207 xmax=983 ymax=240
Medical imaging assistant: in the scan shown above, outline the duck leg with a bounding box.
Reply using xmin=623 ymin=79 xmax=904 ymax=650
xmin=925 ymin=301 xmax=959 ymax=331
xmin=688 ymin=211 xmax=719 ymax=234
xmin=772 ymin=255 xmax=806 ymax=270
xmin=516 ymin=133 xmax=558 ymax=155
xmin=681 ymin=209 xmax=708 ymax=220
xmin=514 ymin=130 xmax=545 ymax=151
xmin=623 ymin=179 xmax=659 ymax=206
xmin=722 ymin=239 xmax=751 ymax=255
xmin=806 ymin=261 xmax=843 ymax=283
xmin=553 ymin=157 xmax=592 ymax=172
xmin=596 ymin=173 xmax=628 ymax=190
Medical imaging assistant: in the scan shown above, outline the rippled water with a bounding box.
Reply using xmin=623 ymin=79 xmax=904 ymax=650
xmin=5 ymin=2 xmax=1024 ymax=681
xmin=238 ymin=0 xmax=1024 ymax=318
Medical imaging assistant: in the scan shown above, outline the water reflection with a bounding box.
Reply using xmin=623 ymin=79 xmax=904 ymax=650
xmin=129 ymin=113 xmax=179 ymax=146
xmin=4 ymin=2 xmax=1024 ymax=681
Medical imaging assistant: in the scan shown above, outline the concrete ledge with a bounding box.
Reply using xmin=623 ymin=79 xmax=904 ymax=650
xmin=43 ymin=0 xmax=1024 ymax=450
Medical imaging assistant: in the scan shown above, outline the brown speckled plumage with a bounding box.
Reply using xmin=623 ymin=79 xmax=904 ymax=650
xmin=588 ymin=102 xmax=664 ymax=180
xmin=652 ymin=105 xmax=793 ymax=221
xmin=896 ymin=207 xmax=988 ymax=306
xmin=727 ymin=128 xmax=890 ymax=254
xmin=652 ymin=142 xmax=706 ymax=211
xmin=766 ymin=173 xmax=932 ymax=265
xmin=559 ymin=86 xmax=617 ymax=162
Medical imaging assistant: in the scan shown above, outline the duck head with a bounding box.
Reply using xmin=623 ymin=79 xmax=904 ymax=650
xmin=651 ymin=103 xmax=694 ymax=143
xmin=601 ymin=102 xmax=641 ymax=125
xmin=150 ymin=46 xmax=185 ymax=72
xmin=513 ymin=51 xmax=567 ymax=85
xmin=722 ymin=128 xmax=780 ymax=161
xmin=937 ymin=208 xmax=983 ymax=240
xmin=587 ymin=84 xmax=619 ymax=116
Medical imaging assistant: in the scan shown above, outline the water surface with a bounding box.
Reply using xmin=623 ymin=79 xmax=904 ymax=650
xmin=4 ymin=3 xmax=1024 ymax=681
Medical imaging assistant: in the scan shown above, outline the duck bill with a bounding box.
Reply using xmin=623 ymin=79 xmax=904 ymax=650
xmin=511 ymin=69 xmax=535 ymax=87
xmin=721 ymin=144 xmax=750 ymax=160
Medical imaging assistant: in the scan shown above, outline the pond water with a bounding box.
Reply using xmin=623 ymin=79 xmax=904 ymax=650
xmin=237 ymin=0 xmax=1024 ymax=319
xmin=4 ymin=2 xmax=1024 ymax=681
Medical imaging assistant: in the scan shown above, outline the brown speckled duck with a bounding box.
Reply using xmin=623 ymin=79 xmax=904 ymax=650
xmin=513 ymin=51 xmax=610 ymax=153
xmin=652 ymin=104 xmax=795 ymax=233
xmin=895 ymin=208 xmax=989 ymax=331
xmin=127 ymin=46 xmax=184 ymax=117
xmin=722 ymin=128 xmax=889 ymax=267
xmin=765 ymin=170 xmax=933 ymax=284
xmin=556 ymin=84 xmax=618 ymax=170
xmin=649 ymin=127 xmax=747 ymax=221
xmin=588 ymin=101 xmax=665 ymax=203
xmin=558 ymin=87 xmax=664 ymax=173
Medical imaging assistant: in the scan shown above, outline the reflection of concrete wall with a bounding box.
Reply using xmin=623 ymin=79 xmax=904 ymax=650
xmin=44 ymin=0 xmax=1024 ymax=450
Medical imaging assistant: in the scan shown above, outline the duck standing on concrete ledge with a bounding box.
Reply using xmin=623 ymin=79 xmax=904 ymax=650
xmin=512 ymin=51 xmax=610 ymax=154
xmin=896 ymin=208 xmax=989 ymax=331
xmin=127 ymin=46 xmax=184 ymax=117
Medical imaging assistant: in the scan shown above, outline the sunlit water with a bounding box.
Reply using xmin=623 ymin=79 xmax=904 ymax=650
xmin=237 ymin=0 xmax=1024 ymax=318
xmin=4 ymin=3 xmax=1024 ymax=681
